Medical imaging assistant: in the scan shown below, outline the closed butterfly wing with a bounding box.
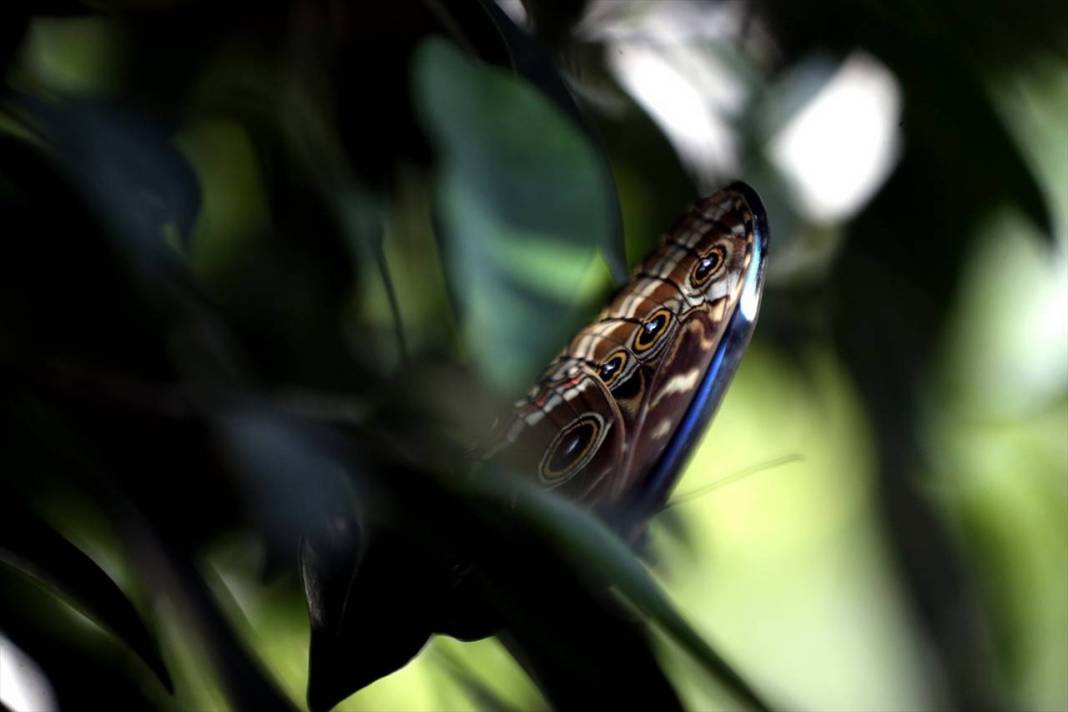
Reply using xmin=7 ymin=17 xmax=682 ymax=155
xmin=482 ymin=359 xmax=628 ymax=501
xmin=488 ymin=182 xmax=769 ymax=531
xmin=621 ymin=183 xmax=769 ymax=519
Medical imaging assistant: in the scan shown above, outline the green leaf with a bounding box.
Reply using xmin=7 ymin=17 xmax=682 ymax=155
xmin=502 ymin=479 xmax=775 ymax=712
xmin=0 ymin=500 xmax=172 ymax=692
xmin=0 ymin=565 xmax=164 ymax=710
xmin=299 ymin=449 xmax=684 ymax=709
xmin=412 ymin=37 xmax=618 ymax=392
xmin=212 ymin=407 xmax=358 ymax=569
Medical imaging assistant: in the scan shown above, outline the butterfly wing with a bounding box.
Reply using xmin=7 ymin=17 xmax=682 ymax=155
xmin=485 ymin=182 xmax=768 ymax=523
xmin=624 ymin=183 xmax=769 ymax=520
xmin=485 ymin=361 xmax=628 ymax=501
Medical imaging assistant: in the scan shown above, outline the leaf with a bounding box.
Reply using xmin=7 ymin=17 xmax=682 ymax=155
xmin=3 ymin=388 xmax=300 ymax=711
xmin=211 ymin=407 xmax=358 ymax=571
xmin=0 ymin=565 xmax=163 ymax=710
xmin=300 ymin=516 xmax=364 ymax=637
xmin=0 ymin=131 xmax=175 ymax=377
xmin=413 ymin=38 xmax=619 ymax=392
xmin=113 ymin=495 xmax=299 ymax=712
xmin=895 ymin=49 xmax=1056 ymax=244
xmin=0 ymin=499 xmax=173 ymax=692
xmin=0 ymin=8 xmax=27 ymax=76
xmin=497 ymin=478 xmax=775 ymax=712
xmin=512 ymin=0 xmax=590 ymax=49
xmin=300 ymin=448 xmax=683 ymax=710
xmin=8 ymin=92 xmax=202 ymax=254
xmin=481 ymin=534 xmax=683 ymax=711
xmin=393 ymin=461 xmax=682 ymax=710
xmin=302 ymin=528 xmax=448 ymax=712
xmin=473 ymin=0 xmax=627 ymax=282
xmin=432 ymin=645 xmax=527 ymax=712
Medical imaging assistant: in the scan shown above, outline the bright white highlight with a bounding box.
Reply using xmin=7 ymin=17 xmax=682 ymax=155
xmin=770 ymin=52 xmax=902 ymax=223
xmin=740 ymin=271 xmax=761 ymax=320
xmin=493 ymin=0 xmax=527 ymax=26
xmin=0 ymin=635 xmax=58 ymax=712
xmin=740 ymin=242 xmax=763 ymax=321
xmin=608 ymin=40 xmax=744 ymax=182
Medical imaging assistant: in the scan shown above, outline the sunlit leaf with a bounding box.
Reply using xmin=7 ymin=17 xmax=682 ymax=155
xmin=116 ymin=500 xmax=300 ymax=712
xmin=433 ymin=645 xmax=527 ymax=712
xmin=474 ymin=0 xmax=628 ymax=283
xmin=413 ymin=37 xmax=618 ymax=392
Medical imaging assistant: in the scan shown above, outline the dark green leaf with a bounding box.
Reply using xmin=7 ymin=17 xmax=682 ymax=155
xmin=0 ymin=131 xmax=176 ymax=378
xmin=0 ymin=500 xmax=172 ymax=692
xmin=500 ymin=479 xmax=775 ymax=712
xmin=301 ymin=446 xmax=683 ymax=710
xmin=212 ymin=407 xmax=358 ymax=570
xmin=115 ymin=499 xmax=299 ymax=712
xmin=413 ymin=37 xmax=618 ymax=391
xmin=0 ymin=566 xmax=164 ymax=710
xmin=8 ymin=93 xmax=201 ymax=252
xmin=303 ymin=528 xmax=445 ymax=712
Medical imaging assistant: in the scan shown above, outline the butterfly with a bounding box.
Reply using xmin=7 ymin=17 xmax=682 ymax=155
xmin=301 ymin=182 xmax=769 ymax=709
xmin=483 ymin=181 xmax=769 ymax=532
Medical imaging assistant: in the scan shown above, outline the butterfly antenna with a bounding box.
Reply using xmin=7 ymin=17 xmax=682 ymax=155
xmin=661 ymin=453 xmax=804 ymax=510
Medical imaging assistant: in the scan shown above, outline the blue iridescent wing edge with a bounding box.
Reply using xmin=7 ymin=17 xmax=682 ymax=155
xmin=624 ymin=181 xmax=770 ymax=533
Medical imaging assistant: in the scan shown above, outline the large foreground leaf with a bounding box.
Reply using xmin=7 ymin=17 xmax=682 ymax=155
xmin=413 ymin=37 xmax=619 ymax=393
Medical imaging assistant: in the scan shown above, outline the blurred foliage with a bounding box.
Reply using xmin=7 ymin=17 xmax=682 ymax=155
xmin=1 ymin=1 xmax=1065 ymax=711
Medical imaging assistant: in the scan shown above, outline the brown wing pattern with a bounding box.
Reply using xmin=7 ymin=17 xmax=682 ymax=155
xmin=486 ymin=185 xmax=762 ymax=506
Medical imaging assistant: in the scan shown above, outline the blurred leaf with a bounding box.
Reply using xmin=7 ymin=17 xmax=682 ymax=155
xmin=303 ymin=527 xmax=453 ymax=712
xmin=0 ymin=7 xmax=27 ymax=75
xmin=211 ymin=407 xmax=358 ymax=571
xmin=478 ymin=526 xmax=682 ymax=711
xmin=410 ymin=465 xmax=684 ymax=711
xmin=413 ymin=37 xmax=618 ymax=392
xmin=884 ymin=50 xmax=1056 ymax=246
xmin=755 ymin=1 xmax=1068 ymax=74
xmin=826 ymin=102 xmax=1028 ymax=712
xmin=4 ymin=372 xmax=300 ymax=710
xmin=0 ymin=566 xmax=163 ymax=710
xmin=518 ymin=0 xmax=590 ymax=50
xmin=300 ymin=439 xmax=685 ymax=710
xmin=473 ymin=0 xmax=582 ymax=124
xmin=300 ymin=517 xmax=364 ymax=644
xmin=8 ymin=92 xmax=200 ymax=252
xmin=115 ymin=497 xmax=299 ymax=712
xmin=502 ymin=478 xmax=774 ymax=712
xmin=0 ymin=130 xmax=176 ymax=377
xmin=433 ymin=645 xmax=526 ymax=712
xmin=0 ymin=499 xmax=172 ymax=692
xmin=474 ymin=0 xmax=627 ymax=282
